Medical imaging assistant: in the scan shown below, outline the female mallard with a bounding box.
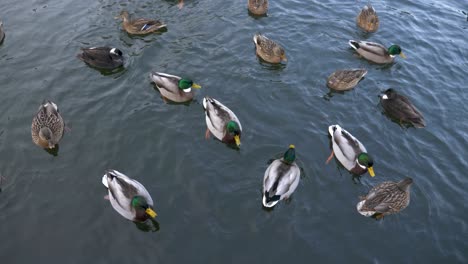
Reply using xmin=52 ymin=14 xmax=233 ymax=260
xmin=150 ymin=72 xmax=201 ymax=103
xmin=115 ymin=11 xmax=166 ymax=35
xmin=31 ymin=101 xmax=64 ymax=149
xmin=326 ymin=125 xmax=375 ymax=177
xmin=380 ymin=89 xmax=425 ymax=128
xmin=77 ymin=47 xmax=123 ymax=70
xmin=356 ymin=4 xmax=379 ymax=33
xmin=349 ymin=40 xmax=406 ymax=64
xmin=253 ymin=33 xmax=287 ymax=64
xmin=327 ymin=69 xmax=367 ymax=91
xmin=263 ymin=145 xmax=301 ymax=208
xmin=203 ymin=96 xmax=242 ymax=147
xmin=248 ymin=0 xmax=268 ymax=16
xmin=357 ymin=177 xmax=413 ymax=219
xmin=102 ymin=170 xmax=157 ymax=222
xmin=0 ymin=21 xmax=5 ymax=43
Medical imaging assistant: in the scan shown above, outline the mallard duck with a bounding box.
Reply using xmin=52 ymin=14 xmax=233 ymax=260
xmin=380 ymin=89 xmax=425 ymax=128
xmin=253 ymin=33 xmax=287 ymax=64
xmin=0 ymin=21 xmax=5 ymax=43
xmin=263 ymin=145 xmax=301 ymax=208
xmin=115 ymin=11 xmax=166 ymax=35
xmin=326 ymin=69 xmax=367 ymax=91
xmin=349 ymin=40 xmax=406 ymax=64
xmin=326 ymin=125 xmax=375 ymax=177
xmin=203 ymin=96 xmax=242 ymax=147
xmin=77 ymin=47 xmax=123 ymax=70
xmin=102 ymin=170 xmax=157 ymax=222
xmin=248 ymin=0 xmax=268 ymax=16
xmin=357 ymin=177 xmax=413 ymax=219
xmin=31 ymin=101 xmax=64 ymax=149
xmin=150 ymin=72 xmax=201 ymax=103
xmin=356 ymin=4 xmax=379 ymax=32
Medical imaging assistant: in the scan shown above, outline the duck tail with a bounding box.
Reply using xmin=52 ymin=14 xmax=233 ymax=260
xmin=349 ymin=40 xmax=360 ymax=50
xmin=262 ymin=191 xmax=280 ymax=207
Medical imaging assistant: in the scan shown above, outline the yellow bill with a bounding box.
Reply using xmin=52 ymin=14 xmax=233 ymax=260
xmin=368 ymin=166 xmax=375 ymax=177
xmin=399 ymin=52 xmax=406 ymax=59
xmin=234 ymin=135 xmax=241 ymax=147
xmin=146 ymin=208 xmax=157 ymax=218
xmin=192 ymin=83 xmax=202 ymax=89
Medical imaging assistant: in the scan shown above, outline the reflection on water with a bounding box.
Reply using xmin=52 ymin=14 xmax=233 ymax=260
xmin=134 ymin=218 xmax=160 ymax=232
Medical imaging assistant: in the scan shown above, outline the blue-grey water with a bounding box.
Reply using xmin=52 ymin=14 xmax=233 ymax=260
xmin=0 ymin=0 xmax=467 ymax=263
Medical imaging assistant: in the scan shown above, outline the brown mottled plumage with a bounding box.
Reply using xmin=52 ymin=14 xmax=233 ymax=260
xmin=356 ymin=4 xmax=379 ymax=32
xmin=248 ymin=0 xmax=268 ymax=16
xmin=31 ymin=101 xmax=64 ymax=149
xmin=115 ymin=11 xmax=166 ymax=35
xmin=253 ymin=34 xmax=287 ymax=64
xmin=327 ymin=69 xmax=367 ymax=91
xmin=357 ymin=178 xmax=413 ymax=218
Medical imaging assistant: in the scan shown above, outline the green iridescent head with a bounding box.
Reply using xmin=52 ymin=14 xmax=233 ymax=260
xmin=388 ymin=45 xmax=406 ymax=58
xmin=226 ymin=121 xmax=241 ymax=147
xmin=283 ymin=144 xmax=296 ymax=164
xmin=357 ymin=153 xmax=375 ymax=177
xmin=131 ymin=196 xmax=157 ymax=218
xmin=178 ymin=78 xmax=201 ymax=91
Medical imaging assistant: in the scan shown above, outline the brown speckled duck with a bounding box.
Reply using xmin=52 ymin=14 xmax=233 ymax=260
xmin=253 ymin=33 xmax=287 ymax=64
xmin=356 ymin=4 xmax=379 ymax=32
xmin=248 ymin=0 xmax=268 ymax=16
xmin=357 ymin=177 xmax=413 ymax=219
xmin=115 ymin=11 xmax=166 ymax=35
xmin=327 ymin=69 xmax=367 ymax=91
xmin=31 ymin=101 xmax=64 ymax=149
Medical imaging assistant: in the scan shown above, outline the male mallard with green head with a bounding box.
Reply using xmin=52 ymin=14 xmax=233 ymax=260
xmin=31 ymin=101 xmax=64 ymax=149
xmin=203 ymin=96 xmax=242 ymax=147
xmin=356 ymin=4 xmax=379 ymax=32
xmin=102 ymin=170 xmax=157 ymax=222
xmin=115 ymin=11 xmax=166 ymax=35
xmin=357 ymin=177 xmax=413 ymax=219
xmin=263 ymin=145 xmax=301 ymax=208
xmin=326 ymin=125 xmax=375 ymax=177
xmin=253 ymin=33 xmax=287 ymax=64
xmin=349 ymin=40 xmax=406 ymax=64
xmin=150 ymin=72 xmax=201 ymax=103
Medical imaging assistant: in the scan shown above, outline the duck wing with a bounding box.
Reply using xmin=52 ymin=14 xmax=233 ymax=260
xmin=131 ymin=18 xmax=166 ymax=32
xmin=383 ymin=94 xmax=425 ymax=127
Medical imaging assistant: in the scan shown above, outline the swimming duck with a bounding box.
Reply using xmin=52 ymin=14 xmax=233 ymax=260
xmin=115 ymin=11 xmax=166 ymax=35
xmin=356 ymin=4 xmax=379 ymax=32
xmin=326 ymin=125 xmax=375 ymax=177
xmin=150 ymin=72 xmax=201 ymax=103
xmin=102 ymin=170 xmax=157 ymax=222
xmin=349 ymin=40 xmax=406 ymax=64
xmin=203 ymin=96 xmax=242 ymax=147
xmin=31 ymin=101 xmax=64 ymax=149
xmin=77 ymin=47 xmax=123 ymax=70
xmin=0 ymin=21 xmax=5 ymax=43
xmin=248 ymin=0 xmax=268 ymax=16
xmin=253 ymin=33 xmax=287 ymax=64
xmin=380 ymin=89 xmax=425 ymax=128
xmin=327 ymin=69 xmax=367 ymax=91
xmin=357 ymin=177 xmax=413 ymax=219
xmin=263 ymin=145 xmax=301 ymax=208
